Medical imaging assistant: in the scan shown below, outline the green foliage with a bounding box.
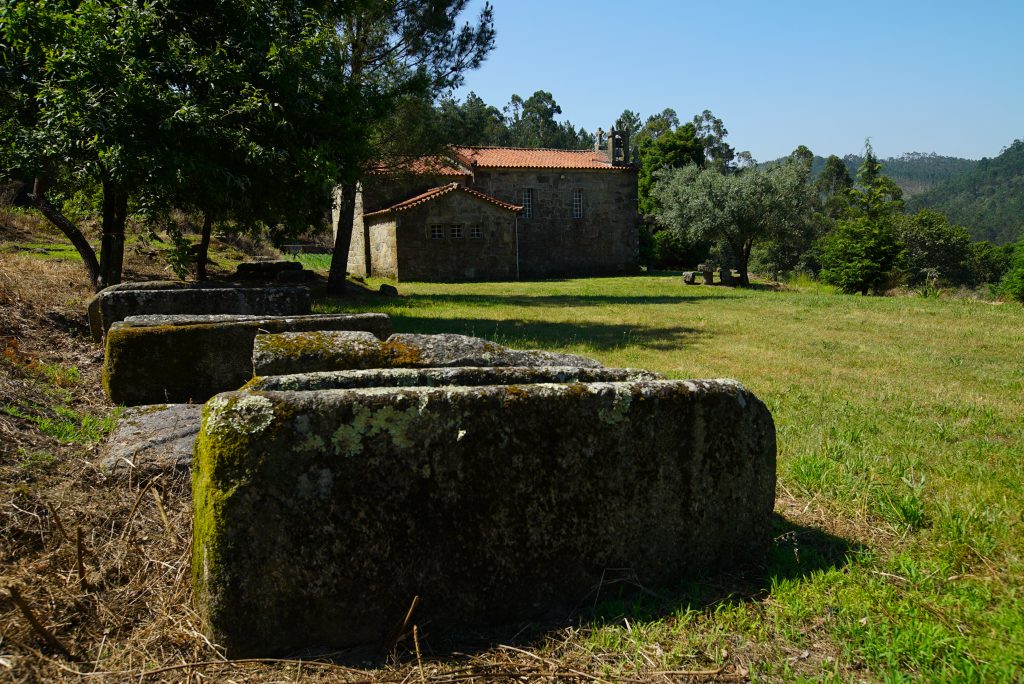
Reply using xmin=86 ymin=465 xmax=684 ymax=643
xmin=898 ymin=210 xmax=974 ymax=286
xmin=436 ymin=89 xmax=592 ymax=149
xmin=819 ymin=143 xmax=908 ymax=295
xmin=970 ymin=240 xmax=1014 ymax=285
xmin=691 ymin=109 xmax=743 ymax=172
xmin=908 ymin=140 xmax=1024 ymax=244
xmin=647 ymin=228 xmax=708 ymax=269
xmin=0 ymin=360 xmax=118 ymax=446
xmin=437 ymin=92 xmax=505 ymax=146
xmin=999 ymin=241 xmax=1024 ymax=303
xmin=778 ymin=152 xmax=978 ymax=199
xmin=636 ymin=124 xmax=703 ymax=216
xmin=817 ymin=154 xmax=854 ymax=219
xmin=166 ymin=228 xmax=195 ymax=282
xmin=653 ymin=160 xmax=816 ymax=285
xmin=820 ymin=216 xmax=906 ymax=294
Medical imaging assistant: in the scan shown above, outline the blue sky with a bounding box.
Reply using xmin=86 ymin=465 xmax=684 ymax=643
xmin=453 ymin=0 xmax=1024 ymax=161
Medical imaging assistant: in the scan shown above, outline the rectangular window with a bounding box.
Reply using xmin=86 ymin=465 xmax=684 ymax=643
xmin=430 ymin=224 xmax=444 ymax=240
xmin=572 ymin=189 xmax=584 ymax=219
xmin=521 ymin=189 xmax=533 ymax=218
xmin=449 ymin=224 xmax=464 ymax=239
xmin=470 ymin=224 xmax=483 ymax=239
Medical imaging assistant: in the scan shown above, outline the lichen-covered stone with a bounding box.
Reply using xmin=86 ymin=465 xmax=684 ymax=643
xmin=193 ymin=379 xmax=776 ymax=656
xmin=246 ymin=365 xmax=663 ymax=392
xmin=385 ymin=333 xmax=602 ymax=368
xmin=97 ymin=404 xmax=202 ymax=476
xmin=252 ymin=331 xmax=385 ymax=376
xmin=103 ymin=313 xmax=391 ymax=406
xmin=251 ymin=331 xmax=602 ymax=376
xmin=86 ymin=282 xmax=312 ymax=341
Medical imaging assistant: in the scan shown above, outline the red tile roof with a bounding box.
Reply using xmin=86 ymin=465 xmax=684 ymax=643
xmin=363 ymin=183 xmax=523 ymax=218
xmin=454 ymin=147 xmax=622 ymax=170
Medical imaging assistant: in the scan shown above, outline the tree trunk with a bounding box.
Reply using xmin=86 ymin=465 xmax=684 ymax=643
xmin=196 ymin=211 xmax=213 ymax=281
xmin=28 ymin=178 xmax=102 ymax=291
xmin=98 ymin=180 xmax=128 ymax=288
xmin=735 ymin=239 xmax=752 ymax=287
xmin=327 ymin=181 xmax=356 ymax=294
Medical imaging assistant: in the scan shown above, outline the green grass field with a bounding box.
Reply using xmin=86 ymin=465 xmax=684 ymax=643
xmin=319 ymin=275 xmax=1024 ymax=681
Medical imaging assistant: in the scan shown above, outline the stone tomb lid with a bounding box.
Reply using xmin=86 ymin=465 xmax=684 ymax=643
xmin=247 ymin=365 xmax=664 ymax=392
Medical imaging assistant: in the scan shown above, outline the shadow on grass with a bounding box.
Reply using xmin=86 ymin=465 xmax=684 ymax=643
xmin=582 ymin=513 xmax=862 ymax=626
xmin=319 ymin=290 xmax=716 ymax=310
xmin=380 ymin=313 xmax=704 ymax=353
xmin=403 ymin=292 xmax=715 ymax=308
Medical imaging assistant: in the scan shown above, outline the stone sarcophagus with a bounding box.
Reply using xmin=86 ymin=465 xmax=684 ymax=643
xmin=103 ymin=313 xmax=391 ymax=405
xmin=192 ymin=378 xmax=776 ymax=657
xmin=87 ymin=281 xmax=313 ymax=341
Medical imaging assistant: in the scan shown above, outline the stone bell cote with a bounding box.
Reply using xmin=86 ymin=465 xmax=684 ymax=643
xmin=605 ymin=123 xmax=630 ymax=166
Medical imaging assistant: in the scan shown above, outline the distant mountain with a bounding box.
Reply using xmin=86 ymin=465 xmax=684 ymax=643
xmin=906 ymin=140 xmax=1024 ymax=245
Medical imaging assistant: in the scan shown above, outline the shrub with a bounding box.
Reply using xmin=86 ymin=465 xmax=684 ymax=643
xmin=999 ymin=242 xmax=1024 ymax=303
xmin=819 ymin=216 xmax=906 ymax=295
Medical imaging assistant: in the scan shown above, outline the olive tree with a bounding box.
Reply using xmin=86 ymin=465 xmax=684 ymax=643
xmin=652 ymin=160 xmax=816 ymax=285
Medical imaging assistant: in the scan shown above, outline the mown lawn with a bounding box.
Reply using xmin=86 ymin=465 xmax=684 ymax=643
xmin=319 ymin=275 xmax=1024 ymax=681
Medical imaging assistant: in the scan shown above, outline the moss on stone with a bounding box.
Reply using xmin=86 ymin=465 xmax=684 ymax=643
xmin=253 ymin=331 xmax=338 ymax=360
xmin=380 ymin=339 xmax=424 ymax=367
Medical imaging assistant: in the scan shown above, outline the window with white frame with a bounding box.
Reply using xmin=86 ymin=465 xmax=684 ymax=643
xmin=470 ymin=224 xmax=483 ymax=239
xmin=572 ymin=189 xmax=584 ymax=219
xmin=521 ymin=189 xmax=533 ymax=218
xmin=430 ymin=224 xmax=444 ymax=240
xmin=449 ymin=224 xmax=464 ymax=239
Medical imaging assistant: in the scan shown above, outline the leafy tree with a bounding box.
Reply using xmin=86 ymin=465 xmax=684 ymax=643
xmin=692 ymin=109 xmax=753 ymax=172
xmin=1 ymin=0 xmax=369 ymax=290
xmin=845 ymin=141 xmax=904 ymax=219
xmin=498 ymin=90 xmax=591 ymax=149
xmin=325 ymin=0 xmax=495 ymax=292
xmin=636 ymin=123 xmax=703 ymax=216
xmin=653 ymin=160 xmax=815 ymax=285
xmin=438 ymin=91 xmax=505 ymax=146
xmin=633 ymin=108 xmax=680 ymax=149
xmin=898 ymin=210 xmax=974 ymax=286
xmin=616 ymin=109 xmax=643 ymax=141
xmin=751 ymin=147 xmax=823 ymax=278
xmin=1 ymin=1 xmax=178 ymax=289
xmin=816 ymin=154 xmax=854 ymax=219
xmin=819 ymin=143 xmax=907 ymax=294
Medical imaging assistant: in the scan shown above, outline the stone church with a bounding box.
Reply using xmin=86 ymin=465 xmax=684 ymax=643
xmin=336 ymin=127 xmax=638 ymax=281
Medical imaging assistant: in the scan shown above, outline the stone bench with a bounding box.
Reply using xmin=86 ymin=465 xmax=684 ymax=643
xmin=103 ymin=313 xmax=390 ymax=406
xmin=87 ymin=281 xmax=312 ymax=341
xmin=252 ymin=331 xmax=603 ymax=376
xmin=193 ymin=378 xmax=776 ymax=656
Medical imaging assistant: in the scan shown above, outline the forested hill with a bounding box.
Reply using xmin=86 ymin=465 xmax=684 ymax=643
xmin=818 ymin=153 xmax=978 ymax=197
xmin=906 ymin=140 xmax=1024 ymax=245
xmin=766 ymin=151 xmax=977 ymax=198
